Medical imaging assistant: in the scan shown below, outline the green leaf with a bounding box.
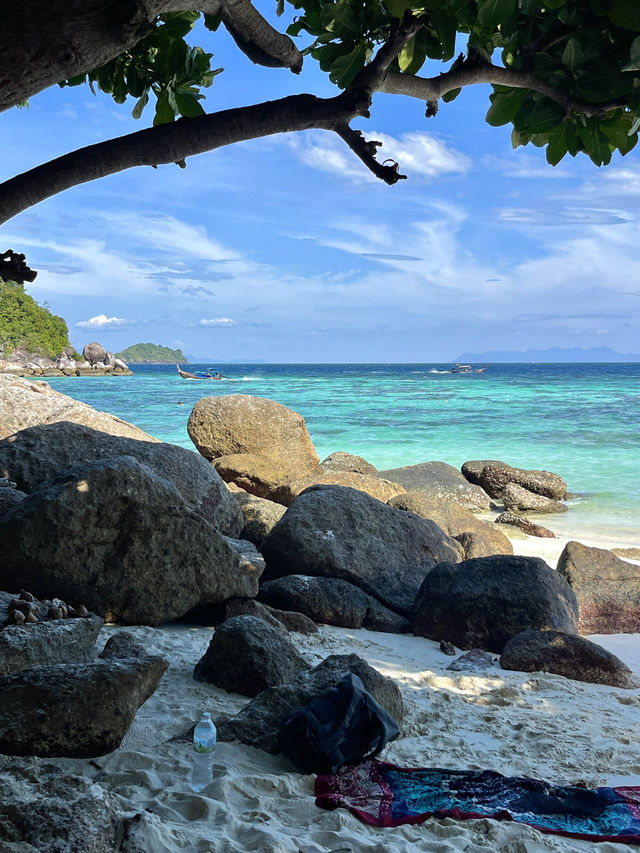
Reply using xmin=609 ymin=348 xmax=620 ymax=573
xmin=321 ymin=2 xmax=360 ymax=37
xmin=203 ymin=13 xmax=222 ymax=31
xmin=477 ymin=0 xmax=515 ymax=30
xmin=159 ymin=11 xmax=199 ymax=39
xmin=608 ymin=0 xmax=640 ymax=32
xmin=485 ymin=88 xmax=527 ymax=126
xmin=154 ymin=92 xmax=175 ymax=126
xmin=174 ymin=91 xmax=206 ymax=117
xmin=521 ymin=98 xmax=564 ymax=133
xmin=442 ymin=86 xmax=461 ymax=102
xmin=561 ymin=37 xmax=584 ymax=72
xmin=432 ymin=10 xmax=457 ymax=61
xmin=383 ymin=0 xmax=411 ymax=17
xmin=622 ymin=36 xmax=640 ymax=71
xmin=398 ymin=32 xmax=428 ymax=74
xmin=131 ymin=90 xmax=149 ymax=119
xmin=545 ymin=123 xmax=569 ymax=165
xmin=329 ymin=42 xmax=368 ymax=88
xmin=276 ymin=0 xmax=285 ymax=16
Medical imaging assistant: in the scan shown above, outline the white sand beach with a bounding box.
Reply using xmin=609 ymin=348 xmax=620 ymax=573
xmin=52 ymin=530 xmax=640 ymax=853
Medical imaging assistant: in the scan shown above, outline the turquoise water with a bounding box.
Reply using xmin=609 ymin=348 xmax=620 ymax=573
xmin=47 ymin=363 xmax=640 ymax=544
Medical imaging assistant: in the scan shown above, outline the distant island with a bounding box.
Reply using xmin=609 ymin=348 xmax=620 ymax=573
xmin=116 ymin=343 xmax=188 ymax=363
xmin=455 ymin=346 xmax=640 ymax=363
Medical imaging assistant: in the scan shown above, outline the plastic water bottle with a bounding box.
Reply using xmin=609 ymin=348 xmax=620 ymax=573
xmin=190 ymin=711 xmax=216 ymax=792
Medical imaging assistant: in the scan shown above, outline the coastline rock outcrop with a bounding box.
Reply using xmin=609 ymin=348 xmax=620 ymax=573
xmin=500 ymin=630 xmax=639 ymax=688
xmin=193 ymin=614 xmax=309 ymax=696
xmin=274 ymin=469 xmax=405 ymax=507
xmin=461 ymin=460 xmax=567 ymax=500
xmin=216 ymin=653 xmax=403 ymax=753
xmin=556 ymin=540 xmax=640 ymax=633
xmin=0 ymin=456 xmax=261 ymax=625
xmin=320 ymin=451 xmax=377 ymax=475
xmin=0 ymin=656 xmax=167 ymax=757
xmin=379 ymin=461 xmax=491 ymax=510
xmin=259 ymin=575 xmax=412 ymax=633
xmin=188 ymin=395 xmax=319 ymax=498
xmin=502 ymin=482 xmax=567 ymax=514
xmin=388 ymin=491 xmax=513 ymax=558
xmin=261 ymin=484 xmax=462 ymax=616
xmin=413 ymin=555 xmax=579 ymax=653
xmin=0 ymin=421 xmax=243 ymax=536
xmin=0 ymin=374 xmax=150 ymax=440
xmin=495 ymin=511 xmax=556 ymax=538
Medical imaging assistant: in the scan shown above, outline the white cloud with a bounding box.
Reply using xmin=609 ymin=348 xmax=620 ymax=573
xmin=198 ymin=317 xmax=236 ymax=327
xmin=75 ymin=314 xmax=131 ymax=328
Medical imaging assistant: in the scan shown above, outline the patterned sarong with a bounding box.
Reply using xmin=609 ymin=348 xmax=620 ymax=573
xmin=315 ymin=760 xmax=640 ymax=843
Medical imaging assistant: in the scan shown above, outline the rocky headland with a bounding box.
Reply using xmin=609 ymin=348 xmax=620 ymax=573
xmin=1 ymin=341 xmax=132 ymax=377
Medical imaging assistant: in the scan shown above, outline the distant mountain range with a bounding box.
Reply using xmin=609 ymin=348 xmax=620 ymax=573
xmin=455 ymin=346 xmax=640 ymax=363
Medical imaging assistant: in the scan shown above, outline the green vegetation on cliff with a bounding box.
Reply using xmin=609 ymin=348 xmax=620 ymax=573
xmin=0 ymin=280 xmax=69 ymax=358
xmin=116 ymin=343 xmax=187 ymax=363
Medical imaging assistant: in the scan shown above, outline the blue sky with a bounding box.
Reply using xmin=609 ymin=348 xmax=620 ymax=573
xmin=2 ymin=5 xmax=640 ymax=362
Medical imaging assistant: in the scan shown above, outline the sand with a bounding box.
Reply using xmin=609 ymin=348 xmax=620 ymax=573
xmin=54 ymin=530 xmax=640 ymax=853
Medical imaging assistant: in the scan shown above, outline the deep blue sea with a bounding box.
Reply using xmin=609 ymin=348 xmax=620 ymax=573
xmin=47 ymin=362 xmax=640 ymax=545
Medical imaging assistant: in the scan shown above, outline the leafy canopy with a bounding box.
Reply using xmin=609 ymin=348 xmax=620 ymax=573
xmin=59 ymin=0 xmax=640 ymax=167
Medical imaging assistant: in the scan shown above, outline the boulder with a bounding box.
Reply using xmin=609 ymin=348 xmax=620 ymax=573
xmin=82 ymin=342 xmax=107 ymax=366
xmin=0 ymin=485 xmax=26 ymax=514
xmin=500 ymin=630 xmax=639 ymax=688
xmin=0 ymin=457 xmax=261 ymax=626
xmin=389 ymin=491 xmax=512 ymax=557
xmin=259 ymin=575 xmax=412 ymax=634
xmin=234 ymin=491 xmax=286 ymax=545
xmin=0 ymin=656 xmax=167 ymax=757
xmin=193 ymin=615 xmax=309 ymax=696
xmin=413 ymin=555 xmax=579 ymax=653
xmin=223 ymin=536 xmax=266 ymax=575
xmin=216 ymin=653 xmax=403 ymax=753
xmin=274 ymin=469 xmax=405 ymax=507
xmin=197 ymin=596 xmax=318 ymax=635
xmin=379 ymin=461 xmax=490 ymax=510
xmin=502 ymin=482 xmax=567 ymax=514
xmin=99 ymin=631 xmax=147 ymax=660
xmin=0 ymin=421 xmax=243 ymax=536
xmin=495 ymin=511 xmax=555 ymax=538
xmin=213 ymin=452 xmax=299 ymax=501
xmin=446 ymin=649 xmax=499 ymax=672
xmin=0 ymin=374 xmax=155 ymax=441
xmin=261 ymin=485 xmax=462 ymax=616
xmin=188 ymin=394 xmax=319 ymax=473
xmin=0 ymin=613 xmax=103 ymax=677
xmin=0 ymin=756 xmax=118 ymax=852
xmin=320 ymin=451 xmax=377 ymax=475
xmin=557 ymin=541 xmax=640 ymax=633
xmin=612 ymin=547 xmax=640 ymax=560
xmin=461 ymin=460 xmax=567 ymax=500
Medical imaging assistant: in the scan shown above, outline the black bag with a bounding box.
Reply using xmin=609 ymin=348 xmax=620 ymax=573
xmin=277 ymin=673 xmax=400 ymax=775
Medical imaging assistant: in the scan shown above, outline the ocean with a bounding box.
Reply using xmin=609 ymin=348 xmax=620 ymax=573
xmin=47 ymin=362 xmax=640 ymax=545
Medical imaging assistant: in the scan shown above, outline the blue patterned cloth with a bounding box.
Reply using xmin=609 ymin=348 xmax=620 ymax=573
xmin=315 ymin=760 xmax=640 ymax=843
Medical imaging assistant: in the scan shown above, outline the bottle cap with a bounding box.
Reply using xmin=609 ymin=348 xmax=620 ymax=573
xmin=201 ymin=711 xmax=211 ymax=720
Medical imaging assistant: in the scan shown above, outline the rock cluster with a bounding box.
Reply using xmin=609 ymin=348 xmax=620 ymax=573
xmin=0 ymin=342 xmax=132 ymax=377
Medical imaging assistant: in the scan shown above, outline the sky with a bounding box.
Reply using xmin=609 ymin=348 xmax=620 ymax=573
xmin=2 ymin=5 xmax=640 ymax=363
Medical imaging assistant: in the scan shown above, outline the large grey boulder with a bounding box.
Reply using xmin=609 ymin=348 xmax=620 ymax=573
xmin=0 ymin=373 xmax=153 ymax=441
xmin=0 ymin=484 xmax=26 ymax=514
xmin=200 ymin=596 xmax=318 ymax=635
xmin=216 ymin=653 xmax=403 ymax=753
xmin=274 ymin=469 xmax=405 ymax=507
xmin=188 ymin=394 xmax=319 ymax=475
xmin=82 ymin=342 xmax=107 ymax=365
xmin=193 ymin=614 xmax=309 ymax=696
xmin=0 ymin=613 xmax=103 ymax=677
xmin=259 ymin=575 xmax=412 ymax=633
xmin=557 ymin=540 xmax=640 ymax=633
xmin=0 ymin=421 xmax=242 ymax=536
xmin=461 ymin=460 xmax=567 ymax=500
xmin=0 ymin=656 xmax=167 ymax=757
xmin=0 ymin=757 xmax=118 ymax=852
xmin=413 ymin=555 xmax=579 ymax=653
xmin=502 ymin=482 xmax=567 ymax=514
xmin=0 ymin=457 xmax=261 ymax=625
xmin=320 ymin=451 xmax=377 ymax=475
xmin=389 ymin=491 xmax=512 ymax=558
xmin=234 ymin=491 xmax=286 ymax=545
xmin=261 ymin=485 xmax=462 ymax=616
xmin=501 ymin=630 xmax=639 ymax=688
xmin=379 ymin=461 xmax=490 ymax=510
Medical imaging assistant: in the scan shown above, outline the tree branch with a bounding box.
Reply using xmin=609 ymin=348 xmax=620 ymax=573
xmin=0 ymin=92 xmax=372 ymax=225
xmin=0 ymin=250 xmax=38 ymax=284
xmin=220 ymin=0 xmax=303 ymax=73
xmin=334 ymin=125 xmax=406 ymax=185
xmin=380 ymin=63 xmax=627 ymax=118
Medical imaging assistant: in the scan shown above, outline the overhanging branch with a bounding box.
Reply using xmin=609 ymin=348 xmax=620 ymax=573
xmin=221 ymin=0 xmax=303 ymax=72
xmin=334 ymin=125 xmax=406 ymax=185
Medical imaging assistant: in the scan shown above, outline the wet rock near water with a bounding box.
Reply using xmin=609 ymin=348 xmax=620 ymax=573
xmin=0 ymin=756 xmax=119 ymax=852
xmin=379 ymin=461 xmax=491 ymax=510
xmin=193 ymin=615 xmax=309 ymax=697
xmin=495 ymin=512 xmax=556 ymax=538
xmin=502 ymin=482 xmax=567 ymax=515
xmin=261 ymin=484 xmax=462 ymax=617
xmin=0 ymin=656 xmax=167 ymax=757
xmin=501 ymin=629 xmax=640 ymax=688
xmin=259 ymin=575 xmax=412 ymax=634
xmin=0 ymin=421 xmax=243 ymax=536
xmin=413 ymin=555 xmax=579 ymax=654
xmin=320 ymin=451 xmax=377 ymax=475
xmin=0 ymin=456 xmax=260 ymax=625
xmin=557 ymin=540 xmax=640 ymax=634
xmin=216 ymin=653 xmax=403 ymax=753
xmin=461 ymin=460 xmax=567 ymax=501
xmin=612 ymin=547 xmax=640 ymax=560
